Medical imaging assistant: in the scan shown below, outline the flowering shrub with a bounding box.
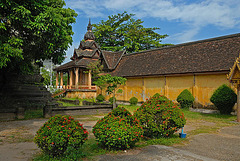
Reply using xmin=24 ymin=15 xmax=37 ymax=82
xmin=34 ymin=115 xmax=88 ymax=156
xmin=129 ymin=97 xmax=138 ymax=105
xmin=93 ymin=107 xmax=143 ymax=150
xmin=153 ymin=93 xmax=161 ymax=97
xmin=134 ymin=95 xmax=186 ymax=138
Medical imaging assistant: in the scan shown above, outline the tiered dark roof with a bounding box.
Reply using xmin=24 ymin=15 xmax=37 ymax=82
xmin=110 ymin=33 xmax=240 ymax=77
xmin=54 ymin=20 xmax=100 ymax=71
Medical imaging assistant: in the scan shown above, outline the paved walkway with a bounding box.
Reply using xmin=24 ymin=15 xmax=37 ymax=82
xmin=98 ymin=125 xmax=240 ymax=161
xmin=0 ymin=118 xmax=239 ymax=161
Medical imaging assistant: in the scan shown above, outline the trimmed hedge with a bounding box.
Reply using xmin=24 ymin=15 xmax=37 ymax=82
xmin=34 ymin=115 xmax=88 ymax=156
xmin=92 ymin=107 xmax=143 ymax=150
xmin=134 ymin=95 xmax=186 ymax=138
xmin=177 ymin=89 xmax=194 ymax=109
xmin=96 ymin=94 xmax=105 ymax=102
xmin=129 ymin=97 xmax=138 ymax=105
xmin=210 ymin=84 xmax=237 ymax=114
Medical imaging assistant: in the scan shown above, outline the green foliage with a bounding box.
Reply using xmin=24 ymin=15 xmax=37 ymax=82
xmin=101 ymin=74 xmax=127 ymax=95
xmin=177 ymin=89 xmax=195 ymax=109
xmin=93 ymin=11 xmax=170 ymax=53
xmin=109 ymin=96 xmax=116 ymax=104
xmin=134 ymin=95 xmax=186 ymax=138
xmin=34 ymin=115 xmax=88 ymax=156
xmin=93 ymin=74 xmax=107 ymax=94
xmin=92 ymin=107 xmax=143 ymax=150
xmin=86 ymin=60 xmax=103 ymax=80
xmin=153 ymin=93 xmax=161 ymax=98
xmin=129 ymin=97 xmax=138 ymax=105
xmin=96 ymin=74 xmax=127 ymax=107
xmin=40 ymin=67 xmax=51 ymax=86
xmin=96 ymin=94 xmax=105 ymax=102
xmin=210 ymin=84 xmax=237 ymax=114
xmin=0 ymin=0 xmax=77 ymax=72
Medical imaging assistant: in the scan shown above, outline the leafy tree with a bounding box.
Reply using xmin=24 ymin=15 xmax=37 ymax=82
xmin=40 ymin=67 xmax=51 ymax=86
xmin=92 ymin=11 xmax=170 ymax=53
xmin=93 ymin=74 xmax=106 ymax=94
xmin=97 ymin=74 xmax=127 ymax=108
xmin=85 ymin=60 xmax=103 ymax=80
xmin=0 ymin=0 xmax=77 ymax=73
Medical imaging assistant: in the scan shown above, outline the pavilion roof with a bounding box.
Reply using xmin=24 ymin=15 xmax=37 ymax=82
xmin=54 ymin=59 xmax=97 ymax=71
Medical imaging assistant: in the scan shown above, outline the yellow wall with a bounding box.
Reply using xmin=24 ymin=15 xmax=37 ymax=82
xmin=195 ymin=74 xmax=229 ymax=107
xmin=100 ymin=73 xmax=231 ymax=109
xmin=167 ymin=76 xmax=194 ymax=102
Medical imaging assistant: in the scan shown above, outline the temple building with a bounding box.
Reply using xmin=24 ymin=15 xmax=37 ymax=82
xmin=55 ymin=21 xmax=240 ymax=108
xmin=53 ymin=21 xmax=125 ymax=98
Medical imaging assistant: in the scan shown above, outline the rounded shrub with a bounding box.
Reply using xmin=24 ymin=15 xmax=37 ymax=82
xmin=210 ymin=84 xmax=237 ymax=114
xmin=109 ymin=96 xmax=116 ymax=104
xmin=34 ymin=115 xmax=88 ymax=156
xmin=92 ymin=107 xmax=143 ymax=150
xmin=96 ymin=94 xmax=105 ymax=102
xmin=134 ymin=95 xmax=186 ymax=138
xmin=129 ymin=97 xmax=138 ymax=105
xmin=177 ymin=89 xmax=194 ymax=109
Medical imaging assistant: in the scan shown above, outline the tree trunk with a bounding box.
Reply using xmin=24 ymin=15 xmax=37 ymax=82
xmin=113 ymin=92 xmax=117 ymax=109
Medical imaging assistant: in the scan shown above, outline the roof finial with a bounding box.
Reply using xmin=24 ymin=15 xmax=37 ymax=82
xmin=87 ymin=18 xmax=92 ymax=31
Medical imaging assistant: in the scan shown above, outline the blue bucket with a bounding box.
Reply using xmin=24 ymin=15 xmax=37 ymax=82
xmin=179 ymin=133 xmax=187 ymax=138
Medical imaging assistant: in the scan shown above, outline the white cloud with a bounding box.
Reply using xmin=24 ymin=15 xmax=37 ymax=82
xmin=67 ymin=0 xmax=105 ymax=18
xmin=66 ymin=0 xmax=240 ymax=42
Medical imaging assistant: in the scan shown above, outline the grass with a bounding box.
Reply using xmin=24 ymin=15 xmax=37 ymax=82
xmin=73 ymin=114 xmax=106 ymax=121
xmin=58 ymin=98 xmax=96 ymax=107
xmin=33 ymin=138 xmax=109 ymax=161
xmin=182 ymin=108 xmax=237 ymax=136
xmin=136 ymin=134 xmax=186 ymax=148
xmin=24 ymin=109 xmax=43 ymax=119
xmin=118 ymin=104 xmax=140 ymax=114
xmin=61 ymin=97 xmax=95 ymax=102
xmin=57 ymin=101 xmax=77 ymax=106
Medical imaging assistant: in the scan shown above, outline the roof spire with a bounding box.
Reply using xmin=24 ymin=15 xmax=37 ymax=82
xmin=84 ymin=18 xmax=95 ymax=40
xmin=87 ymin=18 xmax=92 ymax=31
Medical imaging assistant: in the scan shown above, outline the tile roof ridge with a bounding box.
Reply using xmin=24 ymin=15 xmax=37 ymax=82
xmin=123 ymin=33 xmax=240 ymax=57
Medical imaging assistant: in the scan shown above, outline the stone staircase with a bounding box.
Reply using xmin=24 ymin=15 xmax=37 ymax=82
xmin=0 ymin=73 xmax=54 ymax=120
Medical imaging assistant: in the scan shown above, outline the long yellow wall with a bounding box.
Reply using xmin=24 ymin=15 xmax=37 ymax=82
xmin=102 ymin=73 xmax=232 ymax=109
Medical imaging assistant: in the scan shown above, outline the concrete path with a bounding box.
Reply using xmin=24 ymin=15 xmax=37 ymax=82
xmin=176 ymin=125 xmax=240 ymax=161
xmin=0 ymin=118 xmax=239 ymax=161
xmin=99 ymin=145 xmax=218 ymax=161
xmin=98 ymin=125 xmax=240 ymax=161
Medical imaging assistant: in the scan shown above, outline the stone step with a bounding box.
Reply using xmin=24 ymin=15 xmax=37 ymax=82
xmin=10 ymin=91 xmax=51 ymax=97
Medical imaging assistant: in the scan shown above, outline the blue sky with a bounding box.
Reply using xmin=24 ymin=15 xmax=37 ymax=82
xmin=63 ymin=0 xmax=240 ymax=63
